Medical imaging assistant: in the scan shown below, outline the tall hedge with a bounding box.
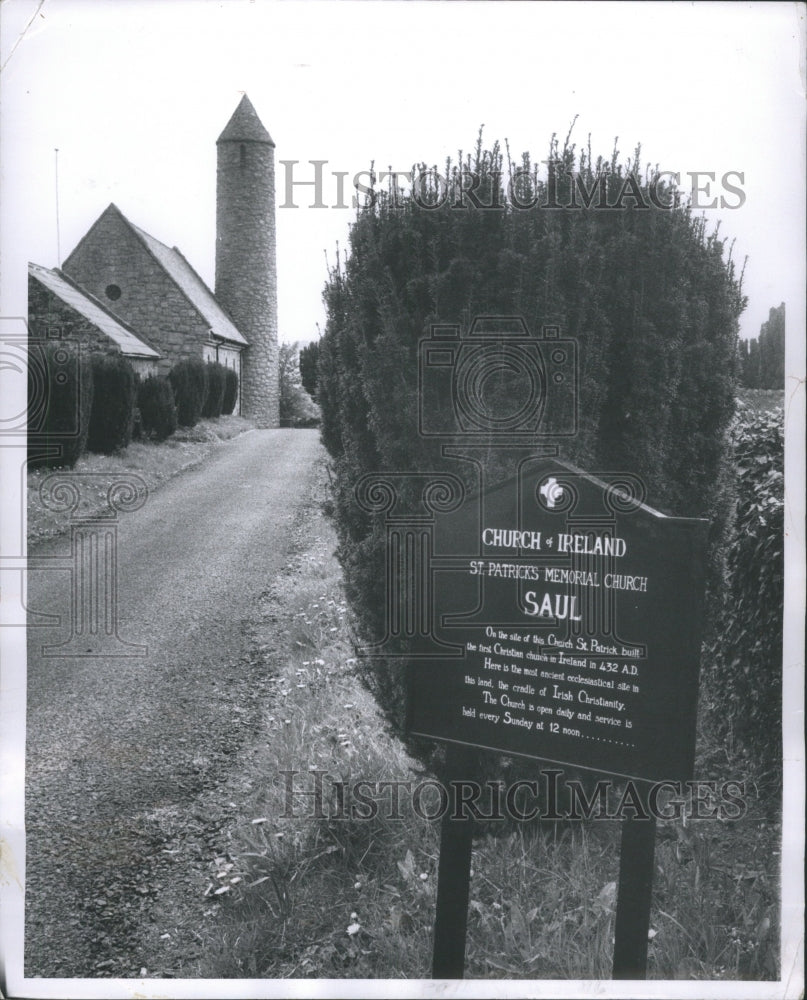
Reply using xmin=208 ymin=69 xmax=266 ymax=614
xmin=27 ymin=340 xmax=93 ymax=469
xmin=202 ymin=361 xmax=227 ymax=419
xmin=703 ymin=404 xmax=783 ymax=770
xmin=86 ymin=353 xmax=137 ymax=454
xmin=168 ymin=357 xmax=208 ymax=427
xmin=137 ymin=374 xmax=177 ymax=442
xmin=318 ymin=134 xmax=746 ymax=747
xmin=222 ymin=367 xmax=239 ymax=415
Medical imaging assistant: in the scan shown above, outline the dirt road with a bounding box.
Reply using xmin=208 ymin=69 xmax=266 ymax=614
xmin=24 ymin=428 xmax=324 ymax=978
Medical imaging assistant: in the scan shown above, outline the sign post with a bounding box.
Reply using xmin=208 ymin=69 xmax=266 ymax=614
xmin=404 ymin=457 xmax=708 ymax=979
xmin=612 ymin=782 xmax=657 ymax=978
xmin=431 ymin=743 xmax=477 ymax=979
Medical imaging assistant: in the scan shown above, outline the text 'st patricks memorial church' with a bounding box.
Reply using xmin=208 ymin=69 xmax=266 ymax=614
xmin=27 ymin=95 xmax=280 ymax=427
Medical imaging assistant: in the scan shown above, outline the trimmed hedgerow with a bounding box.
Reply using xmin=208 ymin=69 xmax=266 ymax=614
xmin=137 ymin=374 xmax=177 ymax=442
xmin=202 ymin=361 xmax=227 ymax=419
xmin=168 ymin=357 xmax=208 ymax=427
xmin=703 ymin=404 xmax=783 ymax=770
xmin=222 ymin=367 xmax=239 ymax=415
xmin=27 ymin=340 xmax=93 ymax=469
xmin=87 ymin=352 xmax=137 ymax=454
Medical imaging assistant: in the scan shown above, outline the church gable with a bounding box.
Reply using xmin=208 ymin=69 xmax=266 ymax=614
xmin=41 ymin=95 xmax=277 ymax=424
xmin=62 ymin=204 xmax=240 ymax=373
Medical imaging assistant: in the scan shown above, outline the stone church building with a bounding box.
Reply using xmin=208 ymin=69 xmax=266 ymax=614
xmin=27 ymin=95 xmax=279 ymax=426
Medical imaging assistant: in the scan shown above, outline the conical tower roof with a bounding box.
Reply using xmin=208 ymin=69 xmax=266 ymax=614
xmin=217 ymin=94 xmax=274 ymax=146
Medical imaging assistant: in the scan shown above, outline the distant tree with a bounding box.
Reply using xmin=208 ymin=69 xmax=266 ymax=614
xmin=299 ymin=340 xmax=320 ymax=400
xmin=759 ymin=303 xmax=785 ymax=389
xmin=740 ymin=303 xmax=784 ymax=389
xmin=737 ymin=338 xmax=749 ymax=383
xmin=279 ymin=341 xmax=320 ymax=427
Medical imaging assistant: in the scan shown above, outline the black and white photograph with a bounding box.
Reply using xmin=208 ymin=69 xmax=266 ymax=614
xmin=0 ymin=2 xmax=804 ymax=997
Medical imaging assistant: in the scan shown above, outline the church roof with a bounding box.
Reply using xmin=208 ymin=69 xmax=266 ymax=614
xmin=217 ymin=94 xmax=274 ymax=146
xmin=28 ymin=262 xmax=160 ymax=359
xmin=126 ymin=219 xmax=249 ymax=347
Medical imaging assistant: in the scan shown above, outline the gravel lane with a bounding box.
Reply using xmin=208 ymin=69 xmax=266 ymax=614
xmin=24 ymin=428 xmax=324 ymax=978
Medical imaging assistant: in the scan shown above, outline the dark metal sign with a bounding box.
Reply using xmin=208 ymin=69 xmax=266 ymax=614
xmin=407 ymin=457 xmax=708 ymax=784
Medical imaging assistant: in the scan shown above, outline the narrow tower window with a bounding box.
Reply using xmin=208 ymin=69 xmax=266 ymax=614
xmin=240 ymin=143 xmax=246 ymax=168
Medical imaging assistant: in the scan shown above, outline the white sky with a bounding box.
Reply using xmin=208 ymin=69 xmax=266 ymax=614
xmin=0 ymin=0 xmax=804 ymax=348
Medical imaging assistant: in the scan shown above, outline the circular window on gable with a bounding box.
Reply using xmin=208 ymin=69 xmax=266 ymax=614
xmin=105 ymin=284 xmax=122 ymax=301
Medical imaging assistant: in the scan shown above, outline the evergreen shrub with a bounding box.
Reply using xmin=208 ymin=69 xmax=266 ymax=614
xmin=222 ymin=367 xmax=239 ymax=415
xmin=138 ymin=375 xmax=178 ymax=441
xmin=87 ymin=352 xmax=137 ymax=454
xmin=168 ymin=358 xmax=208 ymax=427
xmin=704 ymin=405 xmax=783 ymax=769
xmin=318 ymin=133 xmax=746 ymax=756
xmin=202 ymin=361 xmax=227 ymax=419
xmin=299 ymin=341 xmax=320 ymax=400
xmin=27 ymin=340 xmax=93 ymax=469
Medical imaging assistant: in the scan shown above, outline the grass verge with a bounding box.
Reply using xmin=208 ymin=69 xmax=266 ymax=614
xmin=27 ymin=415 xmax=255 ymax=544
xmin=202 ymin=473 xmax=780 ymax=981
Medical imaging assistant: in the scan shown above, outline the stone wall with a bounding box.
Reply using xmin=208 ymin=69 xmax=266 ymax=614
xmin=215 ymin=141 xmax=279 ymax=428
xmin=28 ymin=273 xmax=158 ymax=378
xmin=63 ymin=205 xmax=210 ymax=376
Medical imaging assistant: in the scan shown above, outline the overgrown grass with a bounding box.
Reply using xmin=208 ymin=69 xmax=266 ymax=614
xmin=203 ymin=481 xmax=780 ymax=981
xmin=735 ymin=389 xmax=785 ymax=415
xmin=27 ymin=415 xmax=255 ymax=544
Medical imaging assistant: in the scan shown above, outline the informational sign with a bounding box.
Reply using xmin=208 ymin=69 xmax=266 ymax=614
xmin=407 ymin=457 xmax=708 ymax=784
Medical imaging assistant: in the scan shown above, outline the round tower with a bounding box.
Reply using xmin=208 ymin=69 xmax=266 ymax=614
xmin=215 ymin=94 xmax=279 ymax=427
